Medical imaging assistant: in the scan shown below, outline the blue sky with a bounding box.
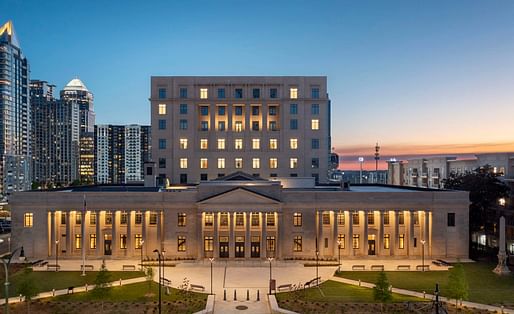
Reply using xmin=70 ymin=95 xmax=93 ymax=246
xmin=2 ymin=0 xmax=514 ymax=167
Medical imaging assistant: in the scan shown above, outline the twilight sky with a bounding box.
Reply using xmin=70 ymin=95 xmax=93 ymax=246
xmin=2 ymin=0 xmax=514 ymax=169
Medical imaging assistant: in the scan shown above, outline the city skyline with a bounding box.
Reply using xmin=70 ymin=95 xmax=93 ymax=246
xmin=2 ymin=0 xmax=514 ymax=163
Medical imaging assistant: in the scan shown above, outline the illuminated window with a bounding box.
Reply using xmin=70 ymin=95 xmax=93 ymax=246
xmin=293 ymin=213 xmax=302 ymax=227
xmin=180 ymin=138 xmax=188 ymax=149
xmin=220 ymin=213 xmax=229 ymax=226
xmin=205 ymin=213 xmax=214 ymax=226
xmin=90 ymin=234 xmax=96 ymax=249
xmin=290 ymin=88 xmax=298 ymax=99
xmin=200 ymin=88 xmax=208 ymax=99
xmin=384 ymin=234 xmax=390 ymax=249
xmin=368 ymin=212 xmax=374 ymax=225
xmin=217 ymin=158 xmax=225 ymax=169
xmin=90 ymin=213 xmax=96 ymax=225
xmin=252 ymin=139 xmax=260 ymax=150
xmin=337 ymin=213 xmax=345 ymax=225
xmin=269 ymin=139 xmax=278 ymax=149
xmin=135 ymin=213 xmax=142 ymax=224
xmin=204 ymin=236 xmax=214 ymax=252
xmin=267 ymin=236 xmax=276 ymax=252
xmin=251 ymin=213 xmax=259 ymax=226
xmin=120 ymin=234 xmax=127 ymax=249
xmin=236 ymin=213 xmax=244 ymax=226
xmin=384 ymin=212 xmax=390 ymax=225
xmin=322 ymin=213 xmax=330 ymax=224
xmin=338 ymin=234 xmax=345 ymax=249
xmin=266 ymin=213 xmax=275 ymax=226
xmin=398 ymin=212 xmax=404 ymax=225
xmin=24 ymin=213 xmax=33 ymax=227
xmin=178 ymin=213 xmax=186 ymax=226
xmin=120 ymin=212 xmax=127 ymax=224
xmin=235 ymin=158 xmax=243 ymax=169
xmin=235 ymin=139 xmax=243 ymax=150
xmin=217 ymin=139 xmax=225 ymax=150
xmin=75 ymin=234 xmax=82 ymax=249
xmin=311 ymin=119 xmax=319 ymax=130
xmin=235 ymin=121 xmax=243 ymax=132
xmin=413 ymin=212 xmax=419 ymax=225
xmin=399 ymin=234 xmax=405 ymax=249
xmin=200 ymin=139 xmax=208 ymax=149
xmin=178 ymin=236 xmax=187 ymax=251
xmin=105 ymin=212 xmax=113 ymax=225
xmin=499 ymin=198 xmax=506 ymax=206
xmin=290 ymin=158 xmax=298 ymax=169
xmin=293 ymin=236 xmax=302 ymax=252
xmin=269 ymin=158 xmax=278 ymax=169
xmin=252 ymin=158 xmax=260 ymax=169
xmin=135 ymin=234 xmax=143 ymax=249
xmin=158 ymin=104 xmax=166 ymax=115
xmin=352 ymin=212 xmax=359 ymax=225
xmin=200 ymin=158 xmax=208 ymax=169
xmin=180 ymin=158 xmax=188 ymax=169
xmin=352 ymin=235 xmax=359 ymax=249
xmin=290 ymin=139 xmax=298 ymax=149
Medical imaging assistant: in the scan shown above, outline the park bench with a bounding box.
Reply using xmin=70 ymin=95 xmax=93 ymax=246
xmin=304 ymin=276 xmax=321 ymax=288
xmin=397 ymin=265 xmax=411 ymax=270
xmin=160 ymin=277 xmax=171 ymax=286
xmin=277 ymin=284 xmax=292 ymax=292
xmin=31 ymin=259 xmax=44 ymax=266
xmin=432 ymin=260 xmax=443 ymax=266
xmin=81 ymin=264 xmax=94 ymax=271
xmin=416 ymin=265 xmax=430 ymax=271
xmin=122 ymin=264 xmax=136 ymax=271
xmin=352 ymin=265 xmax=366 ymax=270
xmin=371 ymin=265 xmax=384 ymax=271
xmin=67 ymin=287 xmax=74 ymax=294
xmin=40 ymin=261 xmax=48 ymax=267
xmin=190 ymin=284 xmax=205 ymax=292
xmin=47 ymin=264 xmax=60 ymax=271
xmin=436 ymin=259 xmax=450 ymax=266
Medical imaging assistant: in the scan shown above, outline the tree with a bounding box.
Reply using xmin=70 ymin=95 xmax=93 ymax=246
xmin=446 ymin=263 xmax=468 ymax=306
xmin=16 ymin=268 xmax=38 ymax=313
xmin=373 ymin=271 xmax=392 ymax=306
xmin=92 ymin=259 xmax=112 ymax=297
xmin=145 ymin=266 xmax=154 ymax=294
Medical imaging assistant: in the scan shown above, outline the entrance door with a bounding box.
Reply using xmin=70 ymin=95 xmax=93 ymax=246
xmin=104 ymin=234 xmax=112 ymax=255
xmin=368 ymin=234 xmax=376 ymax=255
xmin=235 ymin=236 xmax=245 ymax=258
xmin=219 ymin=236 xmax=229 ymax=258
xmin=251 ymin=236 xmax=260 ymax=258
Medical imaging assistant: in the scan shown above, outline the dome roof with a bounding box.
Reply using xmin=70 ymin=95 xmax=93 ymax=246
xmin=63 ymin=78 xmax=89 ymax=92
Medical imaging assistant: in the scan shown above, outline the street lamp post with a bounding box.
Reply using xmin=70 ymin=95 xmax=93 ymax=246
xmin=267 ymin=257 xmax=274 ymax=295
xmin=337 ymin=240 xmax=342 ymax=273
xmin=1 ymin=244 xmax=23 ymax=314
xmin=140 ymin=240 xmax=145 ymax=271
xmin=358 ymin=157 xmax=364 ymax=184
xmin=55 ymin=240 xmax=59 ymax=272
xmin=316 ymin=250 xmax=320 ymax=286
xmin=420 ymin=240 xmax=426 ymax=272
xmin=153 ymin=249 xmax=162 ymax=314
xmin=209 ymin=257 xmax=215 ymax=295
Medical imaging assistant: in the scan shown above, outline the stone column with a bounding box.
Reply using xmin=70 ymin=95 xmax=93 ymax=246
xmin=245 ymin=212 xmax=251 ymax=258
xmin=65 ymin=211 xmax=71 ymax=255
xmin=214 ymin=212 xmax=219 ymax=258
xmin=127 ymin=211 xmax=133 ymax=256
xmin=261 ymin=212 xmax=267 ymax=258
xmin=157 ymin=210 xmax=162 ymax=251
xmin=112 ymin=211 xmax=118 ymax=256
xmin=424 ymin=210 xmax=429 ymax=256
xmin=428 ymin=211 xmax=433 ymax=256
xmin=96 ymin=210 xmax=101 ymax=256
xmin=229 ymin=212 xmax=235 ymax=258
xmin=409 ymin=210 xmax=415 ymax=256
xmin=332 ymin=211 xmax=339 ymax=256
xmin=317 ymin=211 xmax=323 ymax=254
xmin=348 ymin=210 xmax=353 ymax=256
xmin=198 ymin=212 xmax=204 ymax=259
xmin=392 ymin=210 xmax=398 ymax=256
xmin=50 ymin=210 xmax=56 ymax=257
xmin=378 ymin=210 xmax=384 ymax=256
xmin=142 ymin=211 xmax=147 ymax=257
xmin=363 ymin=210 xmax=368 ymax=256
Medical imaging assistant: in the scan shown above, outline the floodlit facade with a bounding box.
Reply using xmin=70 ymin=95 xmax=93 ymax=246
xmin=0 ymin=21 xmax=31 ymax=195
xmin=150 ymin=76 xmax=331 ymax=185
xmin=11 ymin=174 xmax=469 ymax=261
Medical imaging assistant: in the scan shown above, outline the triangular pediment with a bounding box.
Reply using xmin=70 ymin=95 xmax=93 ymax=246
xmin=214 ymin=171 xmax=266 ymax=181
xmin=197 ymin=187 xmax=281 ymax=205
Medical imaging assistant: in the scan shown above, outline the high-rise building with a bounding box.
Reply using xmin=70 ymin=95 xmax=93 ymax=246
xmin=30 ymin=80 xmax=80 ymax=187
xmin=60 ymin=78 xmax=95 ymax=183
xmin=150 ymin=76 xmax=331 ymax=185
xmin=95 ymin=124 xmax=151 ymax=184
xmin=0 ymin=21 xmax=31 ymax=196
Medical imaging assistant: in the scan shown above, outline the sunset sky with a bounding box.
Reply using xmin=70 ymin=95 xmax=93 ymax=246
xmin=2 ymin=0 xmax=513 ymax=170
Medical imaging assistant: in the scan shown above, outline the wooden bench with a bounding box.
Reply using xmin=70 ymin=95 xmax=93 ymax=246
xmin=31 ymin=259 xmax=44 ymax=266
xmin=436 ymin=259 xmax=450 ymax=267
xmin=352 ymin=265 xmax=366 ymax=270
xmin=160 ymin=277 xmax=171 ymax=286
xmin=397 ymin=265 xmax=411 ymax=270
xmin=304 ymin=277 xmax=321 ymax=288
xmin=190 ymin=284 xmax=205 ymax=292
xmin=371 ymin=265 xmax=384 ymax=271
xmin=277 ymin=284 xmax=292 ymax=292
xmin=432 ymin=260 xmax=443 ymax=267
xmin=81 ymin=264 xmax=94 ymax=271
xmin=40 ymin=261 xmax=48 ymax=267
xmin=47 ymin=264 xmax=60 ymax=271
xmin=122 ymin=264 xmax=136 ymax=271
xmin=416 ymin=265 xmax=430 ymax=271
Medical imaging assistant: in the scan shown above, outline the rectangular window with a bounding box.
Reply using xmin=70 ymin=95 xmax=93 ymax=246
xmin=266 ymin=213 xmax=275 ymax=226
xmin=290 ymin=158 xmax=298 ymax=169
xmin=105 ymin=212 xmax=113 ymax=225
xmin=293 ymin=213 xmax=302 ymax=227
xmin=204 ymin=236 xmax=214 ymax=252
xmin=311 ymin=158 xmax=319 ymax=169
xmin=217 ymin=139 xmax=226 ymax=150
xmin=90 ymin=213 xmax=96 ymax=225
xmin=234 ymin=88 xmax=243 ymax=98
xmin=269 ymin=121 xmax=277 ymax=131
xmin=267 ymin=236 xmax=276 ymax=252
xmin=384 ymin=212 xmax=390 ymax=225
xmin=179 ymin=87 xmax=187 ymax=98
xmin=200 ymin=139 xmax=208 ymax=149
xmin=135 ymin=213 xmax=142 ymax=224
xmin=322 ymin=213 xmax=330 ymax=225
xmin=218 ymin=121 xmax=226 ymax=131
xmin=158 ymin=104 xmax=166 ymax=115
xmin=178 ymin=236 xmax=187 ymax=252
xmin=200 ymin=173 xmax=208 ymax=181
xmin=149 ymin=212 xmax=157 ymax=225
xmin=269 ymin=88 xmax=278 ymax=99
xmin=236 ymin=213 xmax=244 ymax=226
xmin=337 ymin=212 xmax=345 ymax=225
xmin=324 ymin=238 xmax=329 ymax=248
xmin=352 ymin=212 xmax=359 ymax=225
xmin=135 ymin=234 xmax=143 ymax=249
xmin=218 ymin=88 xmax=225 ymax=99
xmin=414 ymin=237 xmax=417 ymax=248
xmin=235 ymin=139 xmax=243 ymax=150
xmin=200 ymin=158 xmax=208 ymax=169
xmin=311 ymin=87 xmax=320 ymax=99
xmin=75 ymin=212 xmax=82 ymax=225
xmin=205 ymin=213 xmax=214 ymax=226
xmin=384 ymin=234 xmax=390 ymax=249
xmin=158 ymin=88 xmax=166 ymax=99
xmin=179 ymin=138 xmax=188 ymax=149
xmin=398 ymin=212 xmax=405 ymax=225
xmin=120 ymin=234 xmax=127 ymax=249
xmin=252 ymin=158 xmax=260 ymax=169
xmin=269 ymin=158 xmax=278 ymax=169
xmin=252 ymin=88 xmax=260 ymax=98
xmin=235 ymin=158 xmax=243 ymax=169
xmin=180 ymin=158 xmax=188 ymax=169
xmin=218 ymin=106 xmax=226 ymax=115
xmin=290 ymin=88 xmax=298 ymax=99
xmin=74 ymin=234 xmax=82 ymax=249
xmin=235 ymin=106 xmax=243 ymax=115
xmin=352 ymin=235 xmax=360 ymax=249
xmin=90 ymin=234 xmax=96 ymax=249
xmin=235 ymin=121 xmax=243 ymax=132
xmin=252 ymin=121 xmax=259 ymax=131
xmin=399 ymin=234 xmax=405 ymax=249
xmin=178 ymin=213 xmax=186 ymax=227
xmin=293 ymin=236 xmax=302 ymax=252
xmin=311 ymin=138 xmax=319 ymax=149
xmin=200 ymin=106 xmax=209 ymax=116
xmin=290 ymin=119 xmax=298 ymax=130
xmin=220 ymin=213 xmax=228 ymax=227
xmin=217 ymin=158 xmax=225 ymax=169
xmin=252 ymin=139 xmax=260 ymax=149
xmin=269 ymin=106 xmax=277 ymax=116
xmin=290 ymin=138 xmax=298 ymax=149
xmin=200 ymin=121 xmax=209 ymax=131
xmin=269 ymin=139 xmax=278 ymax=149
xmin=311 ymin=119 xmax=319 ymax=130
xmin=338 ymin=234 xmax=345 ymax=249
xmin=448 ymin=213 xmax=456 ymax=227
xmin=200 ymin=88 xmax=208 ymax=99
xmin=180 ymin=119 xmax=188 ymax=130
xmin=180 ymin=103 xmax=188 ymax=114
xmin=368 ymin=212 xmax=374 ymax=225
xmin=120 ymin=212 xmax=127 ymax=225
xmin=159 ymin=158 xmax=166 ymax=168
xmin=159 ymin=139 xmax=166 ymax=149
xmin=252 ymin=106 xmax=259 ymax=116
xmin=61 ymin=213 xmax=66 ymax=225
xmin=290 ymin=104 xmax=298 ymax=114
xmin=311 ymin=104 xmax=320 ymax=115
xmin=158 ymin=119 xmax=166 ymax=130
xmin=251 ymin=213 xmax=259 ymax=226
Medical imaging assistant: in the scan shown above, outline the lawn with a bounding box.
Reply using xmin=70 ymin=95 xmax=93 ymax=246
xmin=0 ymin=269 xmax=144 ymax=298
xmin=336 ymin=262 xmax=514 ymax=307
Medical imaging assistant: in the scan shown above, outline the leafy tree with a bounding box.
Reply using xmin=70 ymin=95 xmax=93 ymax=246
xmin=373 ymin=271 xmax=392 ymax=304
xmin=145 ymin=266 xmax=154 ymax=293
xmin=31 ymin=181 xmax=41 ymax=190
xmin=16 ymin=267 xmax=38 ymax=313
xmin=447 ymin=263 xmax=468 ymax=306
xmin=92 ymin=259 xmax=112 ymax=297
